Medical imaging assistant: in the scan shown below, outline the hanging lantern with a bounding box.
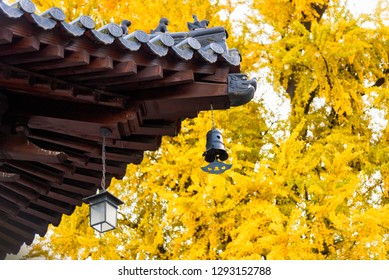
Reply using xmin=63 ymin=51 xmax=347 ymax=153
xmin=83 ymin=190 xmax=123 ymax=233
xmin=83 ymin=127 xmax=124 ymax=232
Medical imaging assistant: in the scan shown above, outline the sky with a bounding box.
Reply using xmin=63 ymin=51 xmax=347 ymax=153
xmin=347 ymin=0 xmax=379 ymax=14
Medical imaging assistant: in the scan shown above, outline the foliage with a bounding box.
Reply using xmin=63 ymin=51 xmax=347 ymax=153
xmin=30 ymin=0 xmax=226 ymax=33
xmin=25 ymin=0 xmax=389 ymax=260
xmin=27 ymin=101 xmax=274 ymax=260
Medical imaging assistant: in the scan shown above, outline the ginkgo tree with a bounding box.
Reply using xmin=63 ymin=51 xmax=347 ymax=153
xmin=31 ymin=0 xmax=228 ymax=32
xmin=25 ymin=0 xmax=389 ymax=260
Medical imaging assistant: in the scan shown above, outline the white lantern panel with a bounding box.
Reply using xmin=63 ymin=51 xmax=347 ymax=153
xmin=106 ymin=202 xmax=118 ymax=228
xmin=100 ymin=222 xmax=115 ymax=232
xmin=90 ymin=202 xmax=105 ymax=226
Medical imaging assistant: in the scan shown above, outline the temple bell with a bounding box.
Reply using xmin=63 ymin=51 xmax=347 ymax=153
xmin=203 ymin=128 xmax=228 ymax=163
xmin=201 ymin=128 xmax=232 ymax=174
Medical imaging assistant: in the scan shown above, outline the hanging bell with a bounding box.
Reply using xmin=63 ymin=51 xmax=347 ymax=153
xmin=203 ymin=129 xmax=229 ymax=163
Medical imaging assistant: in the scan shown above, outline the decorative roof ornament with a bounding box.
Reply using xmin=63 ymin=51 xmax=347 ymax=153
xmin=120 ymin=19 xmax=131 ymax=35
xmin=150 ymin=17 xmax=169 ymax=34
xmin=187 ymin=14 xmax=209 ymax=31
xmin=228 ymin=74 xmax=257 ymax=106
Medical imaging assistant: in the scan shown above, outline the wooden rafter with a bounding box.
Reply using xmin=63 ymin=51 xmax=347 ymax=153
xmin=0 ymin=0 xmax=255 ymax=259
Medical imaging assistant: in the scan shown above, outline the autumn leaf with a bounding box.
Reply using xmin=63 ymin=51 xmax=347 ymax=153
xmin=25 ymin=0 xmax=389 ymax=260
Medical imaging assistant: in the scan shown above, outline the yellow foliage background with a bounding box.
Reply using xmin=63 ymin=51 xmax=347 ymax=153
xmin=21 ymin=0 xmax=389 ymax=260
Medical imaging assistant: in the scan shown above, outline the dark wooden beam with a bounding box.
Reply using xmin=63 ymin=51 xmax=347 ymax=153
xmin=133 ymin=121 xmax=179 ymax=136
xmin=5 ymin=162 xmax=64 ymax=184
xmin=0 ymin=196 xmax=20 ymax=216
xmin=81 ymin=160 xmax=126 ymax=178
xmin=199 ymin=67 xmax=229 ymax=83
xmin=0 ymin=185 xmax=29 ymax=207
xmin=0 ymin=63 xmax=127 ymax=108
xmin=111 ymin=69 xmax=194 ymax=91
xmin=1 ymin=44 xmax=64 ymax=65
xmin=28 ymin=132 xmax=99 ymax=154
xmin=0 ymin=172 xmax=20 ymax=183
xmin=104 ymin=150 xmax=144 ymax=164
xmin=136 ymin=82 xmax=228 ymax=100
xmin=0 ymin=29 xmax=12 ymax=45
xmin=106 ymin=135 xmax=161 ymax=151
xmin=27 ymin=138 xmax=90 ymax=165
xmin=13 ymin=214 xmax=48 ymax=237
xmin=88 ymin=65 xmax=163 ymax=86
xmin=0 ymin=214 xmax=7 ymax=225
xmin=0 ymin=182 xmax=39 ymax=201
xmin=22 ymin=207 xmax=61 ymax=226
xmin=47 ymin=189 xmax=82 ymax=206
xmin=34 ymin=197 xmax=74 ymax=215
xmin=64 ymin=170 xmax=100 ymax=185
xmin=26 ymin=49 xmax=90 ymax=71
xmin=51 ymin=56 xmax=114 ymax=77
xmin=137 ymin=82 xmax=228 ymax=119
xmin=0 ymin=231 xmax=22 ymax=248
xmin=142 ymin=95 xmax=229 ymax=119
xmin=17 ymin=176 xmax=50 ymax=195
xmin=8 ymin=93 xmax=130 ymax=122
xmin=26 ymin=105 xmax=141 ymax=140
xmin=28 ymin=116 xmax=122 ymax=139
xmin=68 ymin=60 xmax=137 ymax=82
xmin=0 ymin=135 xmax=67 ymax=163
xmin=0 ymin=221 xmax=35 ymax=243
xmin=50 ymin=182 xmax=96 ymax=197
xmin=42 ymin=162 xmax=75 ymax=174
xmin=0 ymin=36 xmax=40 ymax=56
xmin=0 ymin=76 xmax=71 ymax=98
xmin=0 ymin=243 xmax=17 ymax=255
xmin=0 ymin=242 xmax=20 ymax=255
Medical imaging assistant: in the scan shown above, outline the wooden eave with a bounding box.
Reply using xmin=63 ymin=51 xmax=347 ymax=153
xmin=0 ymin=0 xmax=253 ymax=259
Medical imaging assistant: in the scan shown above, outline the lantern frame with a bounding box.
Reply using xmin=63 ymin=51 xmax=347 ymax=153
xmin=83 ymin=190 xmax=123 ymax=233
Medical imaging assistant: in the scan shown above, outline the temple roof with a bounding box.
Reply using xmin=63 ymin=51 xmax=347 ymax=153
xmin=0 ymin=0 xmax=256 ymax=259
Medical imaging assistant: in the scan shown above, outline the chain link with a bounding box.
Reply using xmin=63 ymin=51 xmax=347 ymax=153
xmin=101 ymin=132 xmax=107 ymax=190
xmin=211 ymin=104 xmax=215 ymax=129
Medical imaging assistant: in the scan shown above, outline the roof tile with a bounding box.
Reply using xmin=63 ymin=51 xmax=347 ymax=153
xmin=0 ymin=0 xmax=256 ymax=259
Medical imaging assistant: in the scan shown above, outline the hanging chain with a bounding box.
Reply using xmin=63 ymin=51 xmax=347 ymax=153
xmin=101 ymin=131 xmax=107 ymax=191
xmin=211 ymin=104 xmax=215 ymax=129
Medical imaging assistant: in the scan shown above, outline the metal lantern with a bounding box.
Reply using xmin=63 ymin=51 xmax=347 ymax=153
xmin=83 ymin=127 xmax=124 ymax=232
xmin=83 ymin=190 xmax=123 ymax=233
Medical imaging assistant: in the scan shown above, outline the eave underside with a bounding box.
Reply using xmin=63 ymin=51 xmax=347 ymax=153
xmin=0 ymin=11 xmax=239 ymax=259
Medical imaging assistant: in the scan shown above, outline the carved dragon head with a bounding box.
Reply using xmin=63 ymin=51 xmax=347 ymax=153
xmin=228 ymin=74 xmax=257 ymax=106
